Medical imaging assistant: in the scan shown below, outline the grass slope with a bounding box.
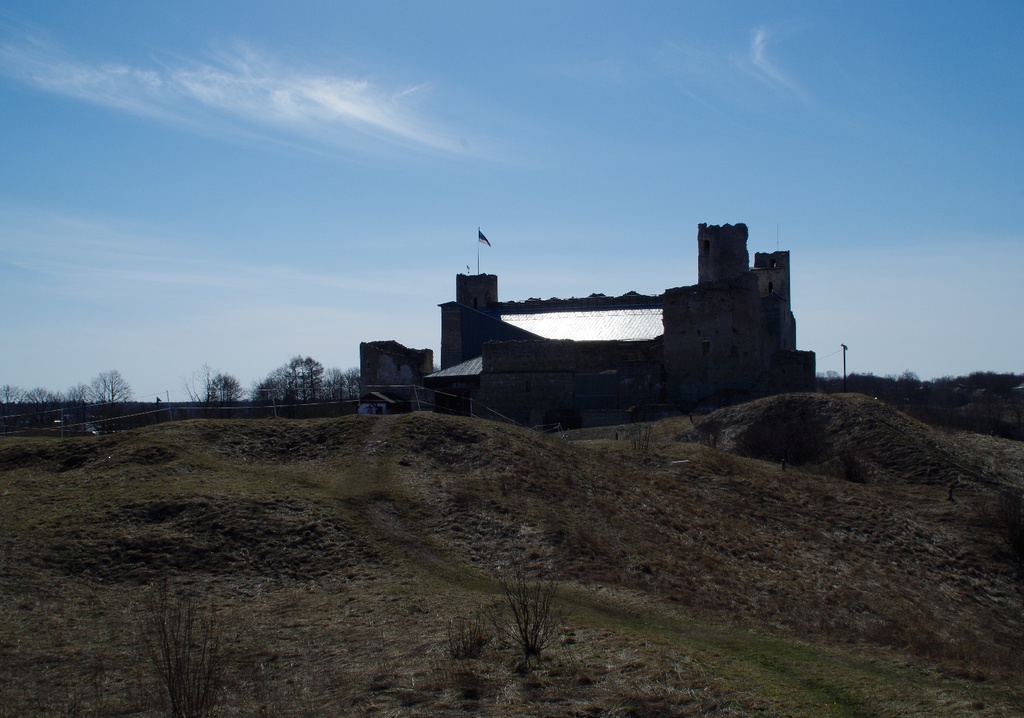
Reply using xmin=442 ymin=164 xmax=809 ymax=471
xmin=1 ymin=394 xmax=1022 ymax=716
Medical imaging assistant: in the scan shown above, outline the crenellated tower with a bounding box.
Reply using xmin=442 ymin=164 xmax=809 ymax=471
xmin=697 ymin=223 xmax=749 ymax=284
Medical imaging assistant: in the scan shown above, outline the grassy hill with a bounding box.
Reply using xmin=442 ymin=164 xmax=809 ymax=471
xmin=1 ymin=393 xmax=1022 ymax=717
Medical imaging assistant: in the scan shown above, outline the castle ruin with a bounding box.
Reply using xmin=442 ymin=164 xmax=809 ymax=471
xmin=362 ymin=223 xmax=815 ymax=427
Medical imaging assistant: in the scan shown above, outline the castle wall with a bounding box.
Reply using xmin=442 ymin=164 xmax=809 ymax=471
xmin=432 ymin=221 xmax=816 ymax=424
xmin=479 ymin=342 xmax=575 ymax=426
xmin=359 ymin=341 xmax=434 ymax=400
xmin=752 ymin=251 xmax=790 ymax=301
xmin=697 ymin=223 xmax=749 ymax=284
xmin=477 ymin=338 xmax=664 ymax=426
xmin=439 ymin=303 xmax=463 ymax=369
xmin=456 ymin=273 xmax=498 ymax=309
xmin=662 ymin=272 xmax=763 ymax=406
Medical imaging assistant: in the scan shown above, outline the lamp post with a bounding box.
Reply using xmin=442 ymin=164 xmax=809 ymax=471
xmin=841 ymin=344 xmax=848 ymax=393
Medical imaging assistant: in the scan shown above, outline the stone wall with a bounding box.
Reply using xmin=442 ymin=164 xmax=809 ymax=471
xmin=697 ymin=223 xmax=749 ymax=284
xmin=477 ymin=338 xmax=664 ymax=426
xmin=662 ymin=273 xmax=763 ymax=406
xmin=429 ymin=222 xmax=816 ymax=424
xmin=359 ymin=340 xmax=434 ymax=400
xmin=752 ymin=250 xmax=790 ymax=301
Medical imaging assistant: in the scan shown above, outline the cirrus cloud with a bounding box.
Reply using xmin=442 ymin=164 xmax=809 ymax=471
xmin=0 ymin=35 xmax=470 ymax=156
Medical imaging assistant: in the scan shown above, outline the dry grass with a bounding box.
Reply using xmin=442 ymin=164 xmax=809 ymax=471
xmin=2 ymin=398 xmax=1023 ymax=716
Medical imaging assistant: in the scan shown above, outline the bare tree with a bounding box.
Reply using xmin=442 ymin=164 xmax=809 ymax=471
xmin=0 ymin=384 xmax=24 ymax=436
xmin=323 ymin=366 xmax=361 ymax=402
xmin=89 ymin=370 xmax=133 ymax=430
xmin=90 ymin=369 xmax=133 ymax=405
xmin=342 ymin=367 xmax=361 ymax=399
xmin=287 ymin=355 xmax=324 ymax=403
xmin=1009 ymin=391 xmax=1024 ymax=433
xmin=183 ymin=366 xmax=243 ymax=418
xmin=251 ymin=356 xmax=326 ymax=408
xmin=63 ymin=383 xmax=91 ymax=431
xmin=23 ymin=386 xmax=61 ymax=427
xmin=212 ymin=373 xmax=242 ymax=405
xmin=183 ymin=365 xmax=218 ymax=417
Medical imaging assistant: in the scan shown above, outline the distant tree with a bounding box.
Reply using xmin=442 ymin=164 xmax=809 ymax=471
xmin=212 ymin=372 xmax=243 ymax=405
xmin=343 ymin=367 xmax=361 ymax=399
xmin=184 ymin=365 xmax=243 ymax=417
xmin=23 ymin=386 xmax=61 ymax=427
xmin=287 ymin=355 xmax=325 ymax=403
xmin=63 ymin=383 xmax=90 ymax=430
xmin=816 ymin=371 xmax=841 ymax=394
xmin=183 ymin=364 xmax=218 ymax=416
xmin=322 ymin=367 xmax=345 ymax=402
xmin=323 ymin=366 xmax=361 ymax=402
xmin=250 ymin=368 xmax=288 ymax=405
xmin=251 ymin=356 xmax=327 ymax=406
xmin=90 ymin=369 xmax=134 ymax=405
xmin=1008 ymin=392 xmax=1024 ymax=433
xmin=0 ymin=384 xmax=24 ymax=435
xmin=895 ymin=370 xmax=922 ymax=404
xmin=89 ymin=370 xmax=133 ymax=429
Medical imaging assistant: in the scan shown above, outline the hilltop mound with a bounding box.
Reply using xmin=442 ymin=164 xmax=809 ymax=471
xmin=679 ymin=392 xmax=1017 ymax=488
xmin=2 ymin=404 xmax=1023 ymax=716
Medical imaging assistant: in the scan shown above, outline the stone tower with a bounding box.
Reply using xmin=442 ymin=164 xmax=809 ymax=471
xmin=753 ymin=251 xmax=791 ymax=301
xmin=456 ymin=273 xmax=498 ymax=310
xmin=697 ymin=223 xmax=749 ymax=284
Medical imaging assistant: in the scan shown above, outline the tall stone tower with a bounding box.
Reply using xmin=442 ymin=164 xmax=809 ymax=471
xmin=440 ymin=273 xmax=500 ymax=369
xmin=697 ymin=223 xmax=749 ymax=284
xmin=456 ymin=273 xmax=498 ymax=310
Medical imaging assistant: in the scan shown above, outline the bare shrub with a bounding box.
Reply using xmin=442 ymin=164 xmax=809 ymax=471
xmin=693 ymin=415 xmax=723 ymax=449
xmin=139 ymin=581 xmax=223 ymax=718
xmin=837 ymin=445 xmax=868 ymax=483
xmin=629 ymin=423 xmax=653 ymax=454
xmin=446 ymin=610 xmax=490 ymax=660
xmin=490 ymin=562 xmax=566 ymax=665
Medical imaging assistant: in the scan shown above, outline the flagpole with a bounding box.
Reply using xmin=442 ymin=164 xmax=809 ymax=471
xmin=477 ymin=226 xmax=480 ymax=275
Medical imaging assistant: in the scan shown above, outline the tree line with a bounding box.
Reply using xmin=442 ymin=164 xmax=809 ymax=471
xmin=817 ymin=370 xmax=1024 ymax=439
xmin=1 ymin=356 xmax=361 ymax=436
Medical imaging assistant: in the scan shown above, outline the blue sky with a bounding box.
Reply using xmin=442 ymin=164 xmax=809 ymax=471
xmin=1 ymin=2 xmax=1022 ymax=401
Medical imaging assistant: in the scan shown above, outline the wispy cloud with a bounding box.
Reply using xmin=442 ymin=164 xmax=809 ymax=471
xmin=0 ymin=36 xmax=467 ymax=155
xmin=660 ymin=24 xmax=811 ymax=110
xmin=745 ymin=26 xmax=805 ymax=99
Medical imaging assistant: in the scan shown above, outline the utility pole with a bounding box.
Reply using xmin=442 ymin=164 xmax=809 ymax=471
xmin=841 ymin=344 xmax=848 ymax=393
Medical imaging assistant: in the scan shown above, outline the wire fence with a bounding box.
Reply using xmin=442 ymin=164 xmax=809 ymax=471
xmin=0 ymin=385 xmax=531 ymax=438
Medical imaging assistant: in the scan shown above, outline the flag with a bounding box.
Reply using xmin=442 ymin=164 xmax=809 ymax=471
xmin=478 ymin=230 xmax=491 ymax=247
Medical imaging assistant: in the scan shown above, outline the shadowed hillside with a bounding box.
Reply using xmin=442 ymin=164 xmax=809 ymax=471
xmin=2 ymin=395 xmax=1023 ymax=716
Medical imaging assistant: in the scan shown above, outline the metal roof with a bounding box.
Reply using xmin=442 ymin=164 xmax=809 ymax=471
xmin=427 ymin=356 xmax=484 ymax=378
xmin=496 ymin=307 xmax=663 ymax=342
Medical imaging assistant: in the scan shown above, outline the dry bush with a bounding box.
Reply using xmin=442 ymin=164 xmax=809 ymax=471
xmin=446 ymin=610 xmax=491 ymax=660
xmin=629 ymin=424 xmax=653 ymax=454
xmin=490 ymin=562 xmax=566 ymax=665
xmin=692 ymin=415 xmax=723 ymax=449
xmin=837 ymin=445 xmax=868 ymax=483
xmin=139 ymin=581 xmax=223 ymax=718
